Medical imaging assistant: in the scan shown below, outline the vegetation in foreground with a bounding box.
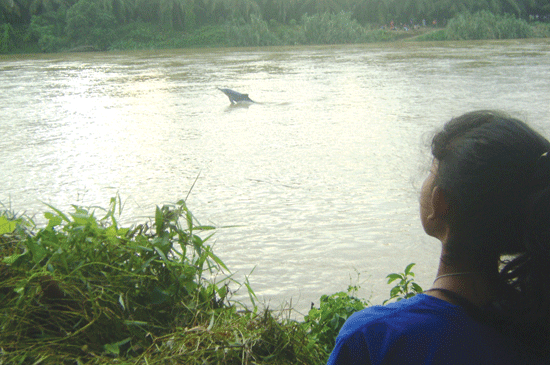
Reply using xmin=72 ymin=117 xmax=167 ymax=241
xmin=0 ymin=197 xmax=421 ymax=364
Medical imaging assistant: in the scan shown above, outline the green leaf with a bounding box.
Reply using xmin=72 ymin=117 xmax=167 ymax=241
xmin=150 ymin=287 xmax=170 ymax=305
xmin=3 ymin=251 xmax=27 ymax=265
xmin=404 ymin=263 xmax=416 ymax=275
xmin=27 ymin=239 xmax=48 ymax=264
xmin=103 ymin=337 xmax=131 ymax=356
xmin=123 ymin=320 xmax=149 ymax=326
xmin=0 ymin=216 xmax=17 ymax=235
xmin=390 ymin=286 xmax=401 ymax=297
xmin=154 ymin=246 xmax=168 ymax=264
xmin=155 ymin=206 xmax=164 ymax=236
xmin=43 ymin=203 xmax=71 ymax=223
xmin=412 ymin=283 xmax=423 ymax=293
xmin=14 ymin=279 xmax=28 ymax=294
xmin=386 ymin=273 xmax=402 ymax=284
xmin=206 ymin=248 xmax=229 ymax=272
xmin=104 ymin=343 xmax=119 ymax=356
xmin=329 ymin=314 xmax=340 ymax=329
xmin=118 ymin=293 xmax=126 ymax=311
xmin=244 ymin=275 xmax=258 ymax=313
xmin=216 ymin=284 xmax=227 ymax=300
xmin=44 ymin=212 xmax=62 ymax=230
xmin=195 ymin=225 xmax=216 ymax=230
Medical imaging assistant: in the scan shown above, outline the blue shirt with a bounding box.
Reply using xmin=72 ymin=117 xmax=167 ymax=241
xmin=327 ymin=294 xmax=540 ymax=364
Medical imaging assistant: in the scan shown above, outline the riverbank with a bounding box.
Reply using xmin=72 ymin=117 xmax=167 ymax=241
xmin=0 ymin=198 xmax=419 ymax=364
xmin=3 ymin=11 xmax=549 ymax=54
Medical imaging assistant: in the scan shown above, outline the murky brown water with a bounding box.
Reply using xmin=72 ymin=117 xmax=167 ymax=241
xmin=2 ymin=40 xmax=550 ymax=314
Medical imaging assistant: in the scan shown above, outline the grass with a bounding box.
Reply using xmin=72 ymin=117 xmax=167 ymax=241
xmin=0 ymin=197 xmax=421 ymax=364
xmin=446 ymin=11 xmax=535 ymax=40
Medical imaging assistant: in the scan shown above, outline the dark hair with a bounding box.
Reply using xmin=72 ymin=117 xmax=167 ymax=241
xmin=431 ymin=110 xmax=550 ymax=356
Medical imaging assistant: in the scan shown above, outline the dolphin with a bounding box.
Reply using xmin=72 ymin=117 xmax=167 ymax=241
xmin=218 ymin=88 xmax=255 ymax=104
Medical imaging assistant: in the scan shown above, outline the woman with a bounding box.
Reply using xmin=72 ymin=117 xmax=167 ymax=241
xmin=327 ymin=111 xmax=550 ymax=364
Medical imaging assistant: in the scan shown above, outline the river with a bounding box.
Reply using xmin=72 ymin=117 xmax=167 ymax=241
xmin=1 ymin=39 xmax=550 ymax=315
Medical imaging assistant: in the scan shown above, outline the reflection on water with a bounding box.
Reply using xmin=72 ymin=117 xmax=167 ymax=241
xmin=1 ymin=40 xmax=550 ymax=314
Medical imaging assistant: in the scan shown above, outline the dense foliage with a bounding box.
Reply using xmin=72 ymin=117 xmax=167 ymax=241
xmin=1 ymin=0 xmax=549 ymax=53
xmin=302 ymin=285 xmax=369 ymax=354
xmin=447 ymin=10 xmax=535 ymax=39
xmin=0 ymin=198 xmax=421 ymax=364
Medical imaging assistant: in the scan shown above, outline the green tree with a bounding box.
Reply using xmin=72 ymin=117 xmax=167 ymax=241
xmin=258 ymin=0 xmax=298 ymax=23
xmin=65 ymin=0 xmax=117 ymax=50
xmin=226 ymin=0 xmax=261 ymax=22
xmin=98 ymin=0 xmax=134 ymax=24
xmin=194 ymin=0 xmax=227 ymax=24
xmin=1 ymin=0 xmax=19 ymax=19
xmin=299 ymin=0 xmax=342 ymax=15
xmin=29 ymin=6 xmax=68 ymax=51
xmin=28 ymin=0 xmax=71 ymax=14
xmin=397 ymin=0 xmax=433 ymax=22
xmin=0 ymin=22 xmax=15 ymax=51
xmin=158 ymin=0 xmax=195 ymax=30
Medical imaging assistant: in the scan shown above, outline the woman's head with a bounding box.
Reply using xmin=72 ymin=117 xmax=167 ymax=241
xmin=429 ymin=111 xmax=550 ymax=260
xmin=425 ymin=111 xmax=550 ymax=354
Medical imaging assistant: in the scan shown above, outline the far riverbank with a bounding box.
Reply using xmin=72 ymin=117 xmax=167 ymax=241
xmin=2 ymin=11 xmax=549 ymax=54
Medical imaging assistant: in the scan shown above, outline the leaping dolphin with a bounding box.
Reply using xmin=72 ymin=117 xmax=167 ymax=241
xmin=218 ymin=88 xmax=255 ymax=104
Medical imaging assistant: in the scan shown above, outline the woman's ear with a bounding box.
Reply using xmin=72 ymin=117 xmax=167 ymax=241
xmin=425 ymin=186 xmax=451 ymax=242
xmin=428 ymin=186 xmax=449 ymax=220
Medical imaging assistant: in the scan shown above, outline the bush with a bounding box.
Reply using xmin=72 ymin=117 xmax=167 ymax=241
xmin=362 ymin=28 xmax=398 ymax=42
xmin=225 ymin=15 xmax=282 ymax=47
xmin=108 ymin=22 xmax=167 ymax=50
xmin=269 ymin=19 xmax=305 ymax=45
xmin=412 ymin=29 xmax=448 ymax=41
xmin=300 ymin=12 xmax=366 ymax=45
xmin=179 ymin=24 xmax=227 ymax=47
xmin=302 ymin=285 xmax=369 ymax=354
xmin=447 ymin=11 xmax=534 ymax=40
xmin=532 ymin=22 xmax=550 ymax=38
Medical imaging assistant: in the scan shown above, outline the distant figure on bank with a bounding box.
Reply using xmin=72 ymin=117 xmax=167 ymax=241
xmin=327 ymin=111 xmax=550 ymax=364
xmin=218 ymin=88 xmax=254 ymax=104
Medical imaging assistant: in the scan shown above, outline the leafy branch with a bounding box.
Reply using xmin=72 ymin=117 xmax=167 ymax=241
xmin=383 ymin=263 xmax=423 ymax=304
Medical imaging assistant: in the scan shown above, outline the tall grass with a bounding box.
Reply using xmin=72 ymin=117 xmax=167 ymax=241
xmin=532 ymin=22 xmax=550 ymax=38
xmin=221 ymin=12 xmax=407 ymax=48
xmin=0 ymin=198 xmax=327 ymax=363
xmin=225 ymin=15 xmax=282 ymax=47
xmin=446 ymin=11 xmax=535 ymax=40
xmin=300 ymin=12 xmax=366 ymax=45
xmin=0 ymin=196 xmax=426 ymax=364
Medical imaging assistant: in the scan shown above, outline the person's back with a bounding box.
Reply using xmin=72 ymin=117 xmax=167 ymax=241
xmin=328 ymin=294 xmax=541 ymax=364
xmin=328 ymin=111 xmax=550 ymax=364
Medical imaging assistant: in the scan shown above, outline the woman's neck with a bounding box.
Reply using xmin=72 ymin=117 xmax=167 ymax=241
xmin=426 ymin=250 xmax=498 ymax=307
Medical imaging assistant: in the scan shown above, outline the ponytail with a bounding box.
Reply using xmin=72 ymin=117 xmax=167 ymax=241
xmin=493 ymin=152 xmax=550 ymax=358
xmin=431 ymin=111 xmax=550 ymax=359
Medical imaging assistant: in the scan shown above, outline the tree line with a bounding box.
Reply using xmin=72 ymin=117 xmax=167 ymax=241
xmin=1 ymin=0 xmax=549 ymax=53
xmin=2 ymin=0 xmax=549 ymax=30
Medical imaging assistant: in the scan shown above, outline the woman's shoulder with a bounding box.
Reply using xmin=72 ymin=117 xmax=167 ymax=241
xmin=338 ymin=293 xmax=459 ymax=339
xmin=330 ymin=294 xmax=544 ymax=365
